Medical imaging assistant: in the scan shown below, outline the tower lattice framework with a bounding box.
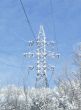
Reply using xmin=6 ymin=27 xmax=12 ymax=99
xmin=24 ymin=25 xmax=60 ymax=88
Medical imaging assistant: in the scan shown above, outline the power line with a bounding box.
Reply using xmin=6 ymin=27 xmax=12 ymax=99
xmin=48 ymin=0 xmax=59 ymax=86
xmin=0 ymin=51 xmax=25 ymax=69
xmin=19 ymin=0 xmax=36 ymax=40
xmin=0 ymin=59 xmax=23 ymax=69
xmin=11 ymin=30 xmax=27 ymax=43
xmin=50 ymin=0 xmax=59 ymax=52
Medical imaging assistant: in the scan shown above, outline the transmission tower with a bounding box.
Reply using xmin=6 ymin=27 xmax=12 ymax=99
xmin=24 ymin=25 xmax=60 ymax=88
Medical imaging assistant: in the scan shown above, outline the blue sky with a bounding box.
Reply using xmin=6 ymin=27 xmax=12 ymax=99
xmin=0 ymin=0 xmax=81 ymax=87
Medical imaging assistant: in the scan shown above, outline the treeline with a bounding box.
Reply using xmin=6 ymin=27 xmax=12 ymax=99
xmin=0 ymin=69 xmax=81 ymax=110
xmin=0 ymin=43 xmax=81 ymax=110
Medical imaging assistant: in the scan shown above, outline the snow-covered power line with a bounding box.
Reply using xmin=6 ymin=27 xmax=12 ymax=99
xmin=50 ymin=0 xmax=59 ymax=52
xmin=24 ymin=25 xmax=60 ymax=88
xmin=19 ymin=0 xmax=36 ymax=41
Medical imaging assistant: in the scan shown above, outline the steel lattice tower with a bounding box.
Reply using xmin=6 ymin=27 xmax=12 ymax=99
xmin=36 ymin=26 xmax=48 ymax=88
xmin=24 ymin=25 xmax=60 ymax=88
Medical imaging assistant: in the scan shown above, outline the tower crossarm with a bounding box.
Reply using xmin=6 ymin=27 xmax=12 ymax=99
xmin=47 ymin=51 xmax=60 ymax=59
xmin=46 ymin=41 xmax=55 ymax=46
xmin=23 ymin=52 xmax=35 ymax=58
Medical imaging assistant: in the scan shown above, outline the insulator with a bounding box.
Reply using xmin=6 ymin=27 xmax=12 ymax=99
xmin=48 ymin=52 xmax=60 ymax=59
xmin=48 ymin=52 xmax=55 ymax=58
xmin=23 ymin=53 xmax=27 ymax=57
xmin=47 ymin=41 xmax=55 ymax=46
xmin=28 ymin=66 xmax=34 ymax=70
xmin=50 ymin=41 xmax=55 ymax=45
xmin=56 ymin=53 xmax=60 ymax=58
xmin=28 ymin=41 xmax=34 ymax=46
xmin=50 ymin=66 xmax=55 ymax=71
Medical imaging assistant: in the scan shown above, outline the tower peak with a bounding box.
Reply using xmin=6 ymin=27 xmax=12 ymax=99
xmin=38 ymin=25 xmax=46 ymax=39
